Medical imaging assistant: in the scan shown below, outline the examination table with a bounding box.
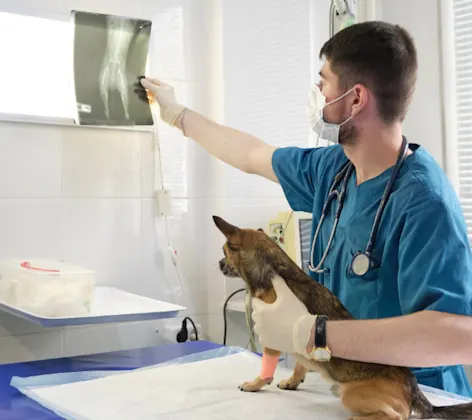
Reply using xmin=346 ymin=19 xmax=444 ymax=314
xmin=0 ymin=341 xmax=468 ymax=419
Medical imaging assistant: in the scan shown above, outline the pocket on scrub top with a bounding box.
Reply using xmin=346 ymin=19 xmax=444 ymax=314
xmin=343 ymin=248 xmax=381 ymax=319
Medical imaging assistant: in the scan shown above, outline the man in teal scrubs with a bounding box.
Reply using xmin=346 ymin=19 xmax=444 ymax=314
xmin=139 ymin=21 xmax=472 ymax=397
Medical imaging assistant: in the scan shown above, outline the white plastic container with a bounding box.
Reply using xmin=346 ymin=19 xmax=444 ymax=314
xmin=0 ymin=259 xmax=96 ymax=318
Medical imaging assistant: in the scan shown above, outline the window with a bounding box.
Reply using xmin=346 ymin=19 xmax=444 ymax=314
xmin=218 ymin=0 xmax=313 ymax=199
xmin=0 ymin=12 xmax=72 ymax=119
xmin=453 ymin=0 xmax=472 ymax=239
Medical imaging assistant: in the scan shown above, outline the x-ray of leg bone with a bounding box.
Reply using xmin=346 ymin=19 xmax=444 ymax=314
xmin=99 ymin=16 xmax=134 ymax=120
xmin=71 ymin=10 xmax=153 ymax=126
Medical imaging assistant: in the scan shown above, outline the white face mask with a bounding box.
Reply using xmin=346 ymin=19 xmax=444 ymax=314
xmin=307 ymin=85 xmax=355 ymax=145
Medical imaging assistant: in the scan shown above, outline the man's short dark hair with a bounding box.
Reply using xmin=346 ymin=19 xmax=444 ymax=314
xmin=319 ymin=21 xmax=417 ymax=124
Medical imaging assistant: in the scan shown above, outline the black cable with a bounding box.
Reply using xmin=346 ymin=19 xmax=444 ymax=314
xmin=176 ymin=316 xmax=199 ymax=342
xmin=223 ymin=288 xmax=246 ymax=345
xmin=184 ymin=316 xmax=199 ymax=341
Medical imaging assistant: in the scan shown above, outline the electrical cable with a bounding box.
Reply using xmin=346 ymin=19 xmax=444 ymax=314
xmin=149 ymin=106 xmax=199 ymax=344
xmin=223 ymin=288 xmax=246 ymax=345
xmin=149 ymin=103 xmax=251 ymax=348
xmin=176 ymin=316 xmax=199 ymax=342
xmin=184 ymin=316 xmax=199 ymax=340
xmin=151 ymin=111 xmax=191 ymax=308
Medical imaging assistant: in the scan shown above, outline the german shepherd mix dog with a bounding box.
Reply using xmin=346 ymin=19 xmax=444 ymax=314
xmin=213 ymin=215 xmax=472 ymax=420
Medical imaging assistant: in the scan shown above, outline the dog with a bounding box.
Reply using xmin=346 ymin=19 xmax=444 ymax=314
xmin=213 ymin=215 xmax=472 ymax=420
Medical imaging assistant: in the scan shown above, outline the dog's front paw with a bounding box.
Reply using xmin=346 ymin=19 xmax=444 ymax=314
xmin=238 ymin=376 xmax=272 ymax=392
xmin=277 ymin=376 xmax=304 ymax=391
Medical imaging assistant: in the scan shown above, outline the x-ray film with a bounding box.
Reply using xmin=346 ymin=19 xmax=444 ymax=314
xmin=71 ymin=10 xmax=153 ymax=126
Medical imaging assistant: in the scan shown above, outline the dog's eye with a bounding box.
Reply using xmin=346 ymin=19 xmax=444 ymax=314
xmin=227 ymin=244 xmax=240 ymax=252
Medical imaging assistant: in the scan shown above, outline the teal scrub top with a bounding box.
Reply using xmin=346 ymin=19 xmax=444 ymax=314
xmin=272 ymin=141 xmax=472 ymax=398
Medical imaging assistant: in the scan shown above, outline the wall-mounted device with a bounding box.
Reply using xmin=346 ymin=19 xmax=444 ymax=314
xmin=330 ymin=0 xmax=357 ymax=37
xmin=267 ymin=211 xmax=313 ymax=275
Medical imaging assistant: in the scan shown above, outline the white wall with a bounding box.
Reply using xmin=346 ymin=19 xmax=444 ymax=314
xmin=379 ymin=0 xmax=444 ymax=166
xmin=0 ymin=123 xmax=173 ymax=362
xmin=0 ymin=0 xmax=213 ymax=363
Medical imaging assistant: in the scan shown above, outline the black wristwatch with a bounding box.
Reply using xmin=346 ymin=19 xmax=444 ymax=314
xmin=310 ymin=315 xmax=331 ymax=362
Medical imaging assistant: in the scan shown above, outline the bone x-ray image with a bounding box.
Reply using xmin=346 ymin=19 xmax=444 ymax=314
xmin=71 ymin=10 xmax=153 ymax=126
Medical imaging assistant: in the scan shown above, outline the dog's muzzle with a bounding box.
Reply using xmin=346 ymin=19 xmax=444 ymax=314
xmin=219 ymin=258 xmax=238 ymax=277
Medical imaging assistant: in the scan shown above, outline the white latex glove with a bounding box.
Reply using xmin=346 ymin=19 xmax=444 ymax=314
xmin=139 ymin=77 xmax=186 ymax=126
xmin=251 ymin=277 xmax=317 ymax=357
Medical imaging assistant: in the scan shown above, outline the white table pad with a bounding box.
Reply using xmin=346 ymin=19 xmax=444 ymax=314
xmin=14 ymin=351 xmax=467 ymax=420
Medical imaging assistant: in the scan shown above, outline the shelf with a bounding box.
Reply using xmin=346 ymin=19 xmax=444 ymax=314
xmin=0 ymin=286 xmax=186 ymax=327
xmin=225 ymin=299 xmax=247 ymax=313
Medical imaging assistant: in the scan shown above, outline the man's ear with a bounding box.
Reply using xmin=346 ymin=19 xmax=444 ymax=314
xmin=213 ymin=216 xmax=240 ymax=237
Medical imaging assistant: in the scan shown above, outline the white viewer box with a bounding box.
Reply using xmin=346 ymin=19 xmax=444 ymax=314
xmin=0 ymin=259 xmax=95 ymax=318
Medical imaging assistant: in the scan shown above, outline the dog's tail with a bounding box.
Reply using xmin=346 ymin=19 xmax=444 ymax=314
xmin=412 ymin=384 xmax=472 ymax=418
xmin=429 ymin=403 xmax=472 ymax=419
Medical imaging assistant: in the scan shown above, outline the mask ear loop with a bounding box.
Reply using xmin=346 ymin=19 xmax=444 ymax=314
xmin=325 ymin=86 xmax=357 ymax=128
xmin=324 ymin=86 xmax=356 ymax=107
xmin=339 ymin=114 xmax=354 ymax=127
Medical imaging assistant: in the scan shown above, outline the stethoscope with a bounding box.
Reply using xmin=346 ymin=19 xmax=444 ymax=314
xmin=308 ymin=137 xmax=409 ymax=277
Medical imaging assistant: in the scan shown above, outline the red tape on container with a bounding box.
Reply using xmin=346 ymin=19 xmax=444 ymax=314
xmin=20 ymin=261 xmax=60 ymax=273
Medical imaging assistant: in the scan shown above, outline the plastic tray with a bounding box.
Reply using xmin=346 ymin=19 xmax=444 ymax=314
xmin=0 ymin=287 xmax=185 ymax=327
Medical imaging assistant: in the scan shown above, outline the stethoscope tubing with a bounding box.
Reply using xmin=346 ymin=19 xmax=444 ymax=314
xmin=308 ymin=138 xmax=409 ymax=275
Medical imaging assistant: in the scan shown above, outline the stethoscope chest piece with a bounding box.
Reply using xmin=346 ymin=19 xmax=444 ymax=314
xmin=350 ymin=252 xmax=372 ymax=277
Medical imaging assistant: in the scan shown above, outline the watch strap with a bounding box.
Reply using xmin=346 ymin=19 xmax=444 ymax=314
xmin=314 ymin=315 xmax=328 ymax=348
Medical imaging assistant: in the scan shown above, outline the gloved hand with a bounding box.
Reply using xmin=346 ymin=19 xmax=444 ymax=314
xmin=251 ymin=277 xmax=317 ymax=357
xmin=137 ymin=77 xmax=186 ymax=126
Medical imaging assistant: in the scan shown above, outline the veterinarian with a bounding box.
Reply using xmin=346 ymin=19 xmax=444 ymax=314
xmin=139 ymin=21 xmax=472 ymax=398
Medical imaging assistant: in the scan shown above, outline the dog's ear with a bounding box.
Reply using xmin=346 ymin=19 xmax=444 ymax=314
xmin=213 ymin=216 xmax=240 ymax=237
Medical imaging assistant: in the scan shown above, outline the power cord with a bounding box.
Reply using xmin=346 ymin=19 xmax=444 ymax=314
xmin=151 ymin=114 xmax=191 ymax=308
xmin=177 ymin=316 xmax=199 ymax=342
xmin=148 ymin=95 xmax=201 ymax=343
xmin=223 ymin=288 xmax=246 ymax=345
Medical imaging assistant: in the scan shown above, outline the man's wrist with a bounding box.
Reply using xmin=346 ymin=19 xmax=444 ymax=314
xmin=305 ymin=317 xmax=333 ymax=357
xmin=163 ymin=103 xmax=186 ymax=127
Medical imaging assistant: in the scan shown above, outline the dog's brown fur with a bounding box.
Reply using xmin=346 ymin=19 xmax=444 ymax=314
xmin=214 ymin=215 xmax=472 ymax=420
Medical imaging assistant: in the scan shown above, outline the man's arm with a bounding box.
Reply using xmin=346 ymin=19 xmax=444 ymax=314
xmin=140 ymin=76 xmax=335 ymax=210
xmin=252 ymin=278 xmax=472 ymax=368
xmin=180 ymin=109 xmax=278 ymax=182
xmin=139 ymin=77 xmax=278 ymax=182
xmin=314 ymin=310 xmax=472 ymax=367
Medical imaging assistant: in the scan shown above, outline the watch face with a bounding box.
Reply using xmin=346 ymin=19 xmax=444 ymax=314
xmin=313 ymin=348 xmax=331 ymax=362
